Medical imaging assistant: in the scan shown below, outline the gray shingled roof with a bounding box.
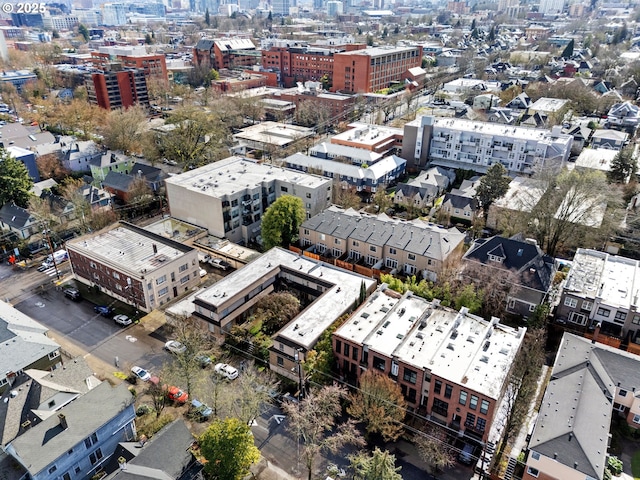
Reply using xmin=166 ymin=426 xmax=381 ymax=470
xmin=0 ymin=203 xmax=34 ymax=229
xmin=7 ymin=382 xmax=134 ymax=476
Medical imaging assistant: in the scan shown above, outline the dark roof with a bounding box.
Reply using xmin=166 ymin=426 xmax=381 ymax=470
xmin=395 ymin=183 xmax=431 ymax=200
xmin=0 ymin=203 xmax=33 ymax=229
xmin=463 ymin=235 xmax=555 ymax=293
xmin=106 ymin=420 xmax=201 ymax=480
xmin=195 ymin=39 xmax=215 ymax=51
xmin=103 ymin=171 xmax=135 ymax=192
xmin=130 ymin=162 xmax=166 ymax=184
xmin=442 ymin=192 xmax=477 ymax=211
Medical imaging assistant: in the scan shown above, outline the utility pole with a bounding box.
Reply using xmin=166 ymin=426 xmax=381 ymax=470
xmin=43 ymin=228 xmax=61 ymax=280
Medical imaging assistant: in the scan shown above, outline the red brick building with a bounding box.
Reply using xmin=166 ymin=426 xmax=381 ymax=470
xmin=85 ymin=68 xmax=149 ymax=110
xmin=261 ymin=45 xmax=347 ymax=88
xmin=333 ymin=286 xmax=526 ymax=444
xmin=194 ymin=38 xmax=258 ymax=71
xmin=270 ymin=89 xmax=356 ymax=123
xmin=90 ymin=49 xmax=167 ymax=81
xmin=332 ymin=45 xmax=423 ymax=93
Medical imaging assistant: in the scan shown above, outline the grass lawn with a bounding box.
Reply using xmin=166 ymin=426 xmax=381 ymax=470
xmin=631 ymin=450 xmax=640 ymax=479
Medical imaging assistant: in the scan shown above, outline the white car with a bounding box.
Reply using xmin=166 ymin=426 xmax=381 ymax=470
xmin=165 ymin=340 xmax=187 ymax=354
xmin=214 ymin=363 xmax=239 ymax=380
xmin=114 ymin=314 xmax=132 ymax=326
xmin=131 ymin=366 xmax=151 ymax=382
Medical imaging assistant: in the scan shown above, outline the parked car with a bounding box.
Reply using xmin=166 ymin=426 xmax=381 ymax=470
xmin=166 ymin=385 xmax=188 ymax=403
xmin=164 ymin=340 xmax=187 ymax=354
xmin=114 ymin=314 xmax=132 ymax=326
xmin=199 ymin=268 xmax=207 ymax=278
xmin=214 ymin=363 xmax=239 ymax=380
xmin=191 ymin=398 xmax=213 ymax=420
xmin=196 ymin=354 xmax=212 ymax=368
xmin=131 ymin=366 xmax=151 ymax=382
xmin=94 ymin=305 xmax=114 ymax=317
xmin=459 ymin=443 xmax=476 ymax=465
xmin=209 ymin=258 xmax=231 ymax=270
xmin=63 ymin=287 xmax=81 ymax=301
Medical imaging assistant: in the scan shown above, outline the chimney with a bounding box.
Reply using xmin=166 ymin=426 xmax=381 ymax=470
xmin=58 ymin=413 xmax=68 ymax=430
xmin=152 ymin=244 xmax=157 ymax=254
xmin=592 ymin=322 xmax=602 ymax=344
xmin=568 ymin=432 xmax=573 ymax=442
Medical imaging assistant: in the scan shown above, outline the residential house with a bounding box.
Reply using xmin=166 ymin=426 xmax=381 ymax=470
xmin=0 ymin=203 xmax=39 ymax=239
xmin=232 ymin=122 xmax=315 ymax=157
xmin=472 ymin=94 xmax=500 ymax=110
xmin=299 ymin=206 xmax=465 ymax=281
xmin=393 ymin=167 xmax=455 ymax=209
xmin=177 ymin=247 xmax=376 ymax=380
xmin=102 ymin=163 xmax=165 ymax=203
xmin=165 ymin=156 xmax=332 ymax=245
xmin=7 ymin=145 xmax=39 ymax=181
xmin=284 ymin=152 xmax=406 ymax=193
xmin=106 ymin=420 xmax=203 ymax=480
xmin=564 ymin=123 xmax=593 ymax=154
xmin=440 ymin=176 xmax=481 ymax=225
xmin=333 ymin=285 xmax=526 ymax=446
xmin=309 ymin=142 xmax=384 ymax=166
xmin=486 ymin=177 xmax=545 ymax=230
xmin=524 ymin=333 xmax=640 ymax=480
xmin=574 ymin=148 xmax=618 ymax=174
xmin=0 ymin=123 xmax=55 ymax=152
xmin=555 ymin=249 xmax=640 ymax=345
xmin=607 ymin=101 xmax=640 ymax=130
xmin=590 ymin=128 xmax=628 ymax=150
xmin=487 ymin=107 xmax=517 ymax=125
xmin=519 ymin=110 xmax=548 ymax=128
xmin=619 ymin=77 xmax=638 ymax=98
xmin=0 ymin=300 xmax=61 ymax=394
xmin=102 ymin=171 xmax=136 ymax=203
xmin=67 ymin=222 xmax=201 ymax=312
xmin=2 ymin=381 xmax=135 ymax=480
xmin=61 ymin=139 xmax=104 ymax=172
xmin=463 ymin=234 xmax=556 ymax=317
xmin=505 ymin=92 xmax=532 ymax=111
xmin=89 ymin=150 xmax=134 ymax=183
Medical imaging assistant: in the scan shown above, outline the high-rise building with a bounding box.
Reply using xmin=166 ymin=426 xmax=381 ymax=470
xmin=539 ymin=0 xmax=565 ymax=15
xmin=271 ymin=0 xmax=290 ymax=15
xmin=85 ymin=68 xmax=149 ymax=110
xmin=101 ymin=2 xmax=127 ymax=25
xmin=326 ymin=0 xmax=343 ymax=15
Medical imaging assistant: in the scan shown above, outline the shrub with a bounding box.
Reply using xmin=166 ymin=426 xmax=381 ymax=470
xmin=608 ymin=456 xmax=623 ymax=476
xmin=137 ymin=413 xmax=174 ymax=438
xmin=136 ymin=404 xmax=154 ymax=417
xmin=128 ymin=386 xmax=137 ymax=398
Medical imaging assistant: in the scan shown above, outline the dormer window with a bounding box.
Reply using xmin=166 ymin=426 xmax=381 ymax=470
xmin=488 ymin=254 xmax=504 ymax=263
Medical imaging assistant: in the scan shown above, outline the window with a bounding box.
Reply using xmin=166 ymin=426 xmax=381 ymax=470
xmin=180 ymin=275 xmax=190 ymax=284
xmin=633 ymin=414 xmax=640 ymax=424
xmin=84 ymin=433 xmax=98 ymax=449
xmin=63 ymin=473 xmax=71 ymax=480
xmin=582 ymin=300 xmax=593 ymax=311
xmin=526 ymin=467 xmax=539 ymax=478
xmin=480 ymin=399 xmax=489 ymax=415
xmin=564 ymin=297 xmax=577 ymax=308
xmin=179 ymin=263 xmax=188 ymax=272
xmin=614 ymin=311 xmax=627 ymax=323
xmin=48 ymin=350 xmax=60 ymax=360
xmin=352 ymin=347 xmax=358 ymax=361
xmin=156 ymin=275 xmax=166 ymax=285
xmin=334 ymin=238 xmax=341 ymax=245
xmin=444 ymin=384 xmax=453 ymax=399
xmin=112 ymin=272 xmax=120 ymax=279
xmin=344 ymin=344 xmax=350 ymax=357
xmin=408 ymin=253 xmax=416 ymax=261
xmin=335 ymin=339 xmax=342 ymax=354
xmin=158 ymin=287 xmax=169 ymax=297
xmin=74 ymin=465 xmax=81 ymax=474
xmin=303 ymin=229 xmax=310 ymax=235
xmin=306 ymin=193 xmax=311 ymax=198
xmin=369 ymin=245 xmax=377 ymax=252
xmin=403 ymin=368 xmax=417 ymax=384
xmin=434 ymin=380 xmax=442 ymax=395
xmin=597 ymin=307 xmax=611 ymax=317
xmin=280 ymin=186 xmax=288 ymax=192
xmin=476 ymin=417 xmax=486 ymax=432
xmin=89 ymin=448 xmax=103 ymax=466
xmin=48 ymin=466 xmax=57 ymax=474
xmin=373 ymin=356 xmax=385 ymax=371
xmin=531 ymin=452 xmax=540 ymax=460
xmin=470 ymin=395 xmax=478 ymax=410
xmin=231 ymin=199 xmax=238 ymax=207
xmin=459 ymin=390 xmax=467 ymax=406
xmin=633 ymin=315 xmax=640 ymax=325
xmin=432 ymin=398 xmax=449 ymax=417
xmin=171 ymin=272 xmax=175 ymax=282
xmin=353 ymin=240 xmax=359 ymax=246
xmin=277 ymin=356 xmax=284 ymax=367
xmin=465 ymin=412 xmax=475 ymax=427
xmin=389 ymin=247 xmax=397 ymax=255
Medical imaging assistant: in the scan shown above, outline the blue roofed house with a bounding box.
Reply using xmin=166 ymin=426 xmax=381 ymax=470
xmin=0 ymin=378 xmax=136 ymax=480
xmin=463 ymin=234 xmax=556 ymax=317
xmin=6 ymin=145 xmax=39 ymax=181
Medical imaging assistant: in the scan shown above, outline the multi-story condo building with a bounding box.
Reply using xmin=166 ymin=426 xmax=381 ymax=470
xmin=90 ymin=45 xmax=168 ymax=81
xmin=332 ymin=123 xmax=404 ymax=156
xmin=43 ymin=14 xmax=80 ymax=31
xmin=299 ymin=206 xmax=465 ymax=281
xmin=85 ymin=68 xmax=149 ymax=110
xmin=67 ymin=222 xmax=201 ymax=312
xmin=101 ymin=2 xmax=127 ymax=26
xmin=524 ymin=333 xmax=640 ymax=480
xmin=333 ymin=285 xmax=526 ymax=445
xmin=401 ymin=115 xmax=572 ymax=174
xmin=194 ymin=38 xmax=258 ymax=71
xmin=332 ymin=45 xmax=423 ymax=93
xmin=165 ymin=156 xmax=332 ymax=245
xmin=556 ymin=249 xmax=640 ymax=347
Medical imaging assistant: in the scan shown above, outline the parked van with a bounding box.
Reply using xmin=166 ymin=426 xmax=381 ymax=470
xmin=459 ymin=443 xmax=475 ymax=465
xmin=42 ymin=249 xmax=68 ymax=268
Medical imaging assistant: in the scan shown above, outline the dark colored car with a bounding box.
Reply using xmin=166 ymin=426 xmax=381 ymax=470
xmin=94 ymin=305 xmax=114 ymax=317
xmin=63 ymin=287 xmax=81 ymax=301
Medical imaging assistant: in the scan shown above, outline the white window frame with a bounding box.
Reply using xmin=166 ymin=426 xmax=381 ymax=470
xmin=526 ymin=467 xmax=539 ymax=478
xmin=564 ymin=297 xmax=578 ymax=308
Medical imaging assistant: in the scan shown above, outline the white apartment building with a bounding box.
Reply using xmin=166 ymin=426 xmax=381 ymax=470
xmin=401 ymin=115 xmax=572 ymax=174
xmin=165 ymin=156 xmax=332 ymax=245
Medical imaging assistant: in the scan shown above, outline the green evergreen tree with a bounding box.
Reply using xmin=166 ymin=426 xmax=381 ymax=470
xmin=608 ymin=147 xmax=637 ymax=183
xmin=205 ymin=8 xmax=210 ymax=26
xmin=0 ymin=149 xmax=34 ymax=208
xmin=475 ymin=163 xmax=511 ymax=218
xmin=78 ymin=24 xmax=89 ymax=42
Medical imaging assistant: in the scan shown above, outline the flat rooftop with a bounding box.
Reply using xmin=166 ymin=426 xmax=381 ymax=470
xmin=574 ymin=148 xmax=617 ymax=172
xmin=332 ymin=122 xmax=402 ymax=147
xmin=66 ymin=222 xmax=194 ymax=276
xmin=234 ymin=122 xmax=314 ymax=146
xmin=492 ymin=176 xmax=545 ymax=211
xmin=196 ymin=247 xmax=376 ymax=350
xmin=529 ymin=97 xmax=570 ymax=113
xmin=164 ymin=156 xmax=330 ymax=198
xmin=336 ymin=288 xmax=526 ymax=399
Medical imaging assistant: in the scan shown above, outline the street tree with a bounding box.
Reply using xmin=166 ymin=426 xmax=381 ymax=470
xmin=230 ymin=361 xmax=280 ymax=425
xmin=415 ymin=427 xmax=456 ymax=474
xmin=347 ymin=369 xmax=406 ymax=442
xmin=283 ymin=385 xmax=365 ymax=480
xmin=0 ymin=149 xmax=33 ymax=207
xmin=475 ymin=163 xmax=511 ymax=218
xmin=608 ymin=147 xmax=637 ymax=184
xmin=261 ymin=195 xmax=305 ymax=250
xmin=100 ymin=105 xmax=147 ymax=154
xmin=163 ymin=315 xmax=216 ymax=398
xmin=199 ymin=417 xmax=261 ymax=480
xmin=349 ymin=448 xmax=403 ymax=480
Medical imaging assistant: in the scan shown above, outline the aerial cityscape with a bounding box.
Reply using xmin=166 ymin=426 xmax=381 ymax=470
xmin=0 ymin=0 xmax=639 ymax=479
